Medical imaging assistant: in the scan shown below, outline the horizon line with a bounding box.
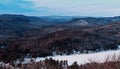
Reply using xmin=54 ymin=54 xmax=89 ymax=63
xmin=0 ymin=13 xmax=120 ymax=18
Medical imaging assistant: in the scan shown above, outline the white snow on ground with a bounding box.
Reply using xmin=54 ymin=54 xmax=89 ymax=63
xmin=23 ymin=49 xmax=120 ymax=66
xmin=118 ymin=45 xmax=120 ymax=49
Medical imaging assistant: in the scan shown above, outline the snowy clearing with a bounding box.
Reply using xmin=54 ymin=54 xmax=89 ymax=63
xmin=23 ymin=49 xmax=120 ymax=66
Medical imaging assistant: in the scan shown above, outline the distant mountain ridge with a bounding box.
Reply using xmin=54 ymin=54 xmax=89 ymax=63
xmin=0 ymin=14 xmax=120 ymax=36
xmin=1 ymin=14 xmax=120 ymax=25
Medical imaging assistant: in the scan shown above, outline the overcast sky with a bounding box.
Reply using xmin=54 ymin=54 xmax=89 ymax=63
xmin=0 ymin=0 xmax=120 ymax=16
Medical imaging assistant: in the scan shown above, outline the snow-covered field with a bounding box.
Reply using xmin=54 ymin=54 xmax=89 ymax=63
xmin=23 ymin=49 xmax=120 ymax=66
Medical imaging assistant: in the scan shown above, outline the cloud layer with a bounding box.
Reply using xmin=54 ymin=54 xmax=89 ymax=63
xmin=0 ymin=0 xmax=120 ymax=16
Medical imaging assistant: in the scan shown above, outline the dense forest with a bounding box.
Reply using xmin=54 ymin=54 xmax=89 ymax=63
xmin=0 ymin=14 xmax=120 ymax=65
xmin=0 ymin=22 xmax=119 ymax=63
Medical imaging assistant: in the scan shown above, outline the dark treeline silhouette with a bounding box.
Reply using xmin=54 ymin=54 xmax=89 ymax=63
xmin=0 ymin=55 xmax=120 ymax=69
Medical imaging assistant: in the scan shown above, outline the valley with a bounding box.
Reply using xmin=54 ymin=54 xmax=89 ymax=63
xmin=0 ymin=14 xmax=120 ymax=69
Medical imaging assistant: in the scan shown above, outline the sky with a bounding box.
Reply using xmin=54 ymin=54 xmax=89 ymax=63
xmin=0 ymin=0 xmax=120 ymax=16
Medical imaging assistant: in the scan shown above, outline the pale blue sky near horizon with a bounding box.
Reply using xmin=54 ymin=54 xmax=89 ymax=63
xmin=0 ymin=0 xmax=120 ymax=16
